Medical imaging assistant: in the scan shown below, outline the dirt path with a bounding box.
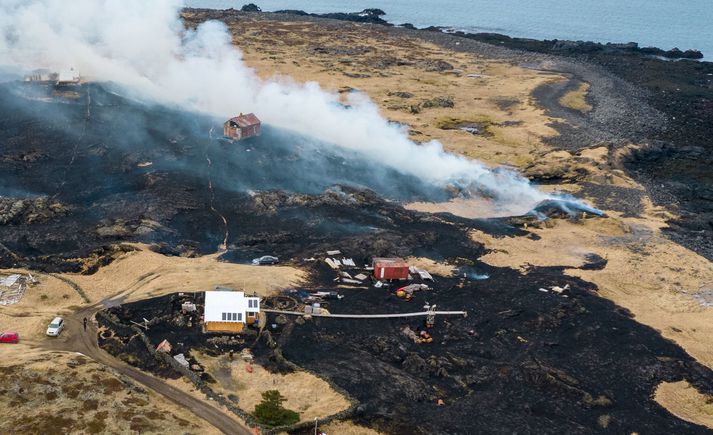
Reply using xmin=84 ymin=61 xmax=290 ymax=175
xmin=42 ymin=299 xmax=251 ymax=435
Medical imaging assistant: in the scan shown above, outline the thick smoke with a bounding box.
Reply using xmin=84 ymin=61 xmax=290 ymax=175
xmin=0 ymin=0 xmax=556 ymax=212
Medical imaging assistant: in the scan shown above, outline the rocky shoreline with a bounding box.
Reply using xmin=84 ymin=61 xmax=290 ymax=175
xmin=233 ymin=5 xmax=704 ymax=59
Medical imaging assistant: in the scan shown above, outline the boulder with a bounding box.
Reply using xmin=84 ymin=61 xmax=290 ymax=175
xmin=240 ymin=3 xmax=261 ymax=12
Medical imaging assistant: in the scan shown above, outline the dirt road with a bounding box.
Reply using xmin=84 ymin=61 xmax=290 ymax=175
xmin=43 ymin=300 xmax=252 ymax=435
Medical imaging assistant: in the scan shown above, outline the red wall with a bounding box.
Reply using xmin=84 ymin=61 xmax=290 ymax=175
xmin=374 ymin=264 xmax=410 ymax=280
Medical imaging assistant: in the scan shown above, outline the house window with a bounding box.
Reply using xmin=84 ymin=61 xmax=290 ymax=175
xmin=248 ymin=299 xmax=258 ymax=309
xmin=221 ymin=312 xmax=241 ymax=321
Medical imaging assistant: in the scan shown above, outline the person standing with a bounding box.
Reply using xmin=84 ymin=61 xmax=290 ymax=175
xmin=83 ymin=317 xmax=88 ymax=331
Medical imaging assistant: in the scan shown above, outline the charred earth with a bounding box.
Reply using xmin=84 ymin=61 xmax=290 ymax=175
xmin=2 ymin=60 xmax=713 ymax=434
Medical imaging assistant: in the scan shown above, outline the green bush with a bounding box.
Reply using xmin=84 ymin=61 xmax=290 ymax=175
xmin=252 ymin=390 xmax=300 ymax=427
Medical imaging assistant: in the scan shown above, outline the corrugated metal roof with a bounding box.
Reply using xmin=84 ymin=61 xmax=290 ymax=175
xmin=228 ymin=113 xmax=260 ymax=127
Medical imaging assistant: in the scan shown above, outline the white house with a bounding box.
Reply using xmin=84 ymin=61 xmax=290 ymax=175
xmin=204 ymin=290 xmax=260 ymax=333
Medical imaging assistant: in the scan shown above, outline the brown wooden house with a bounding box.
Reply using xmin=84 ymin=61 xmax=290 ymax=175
xmin=223 ymin=113 xmax=261 ymax=140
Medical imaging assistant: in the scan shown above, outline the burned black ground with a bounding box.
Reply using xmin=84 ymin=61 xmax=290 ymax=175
xmin=101 ymin=249 xmax=713 ymax=435
xmin=433 ymin=28 xmax=713 ymax=260
xmin=2 ymin=28 xmax=713 ymax=433
xmin=0 ymin=82 xmax=448 ymax=271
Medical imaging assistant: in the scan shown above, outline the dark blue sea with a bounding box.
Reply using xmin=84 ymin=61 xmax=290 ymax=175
xmin=187 ymin=0 xmax=713 ymax=58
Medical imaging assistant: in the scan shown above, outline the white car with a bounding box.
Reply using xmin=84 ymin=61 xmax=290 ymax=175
xmin=46 ymin=316 xmax=65 ymax=337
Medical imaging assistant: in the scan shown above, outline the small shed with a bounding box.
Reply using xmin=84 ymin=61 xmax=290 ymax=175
xmin=57 ymin=68 xmax=81 ymax=85
xmin=223 ymin=113 xmax=261 ymax=140
xmin=373 ymin=257 xmax=410 ymax=280
xmin=24 ymin=69 xmax=58 ymax=83
xmin=204 ymin=290 xmax=260 ymax=333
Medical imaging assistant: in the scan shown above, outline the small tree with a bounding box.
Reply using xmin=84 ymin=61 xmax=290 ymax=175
xmin=253 ymin=390 xmax=300 ymax=427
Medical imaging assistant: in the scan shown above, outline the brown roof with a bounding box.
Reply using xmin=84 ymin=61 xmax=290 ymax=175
xmin=227 ymin=113 xmax=260 ymax=127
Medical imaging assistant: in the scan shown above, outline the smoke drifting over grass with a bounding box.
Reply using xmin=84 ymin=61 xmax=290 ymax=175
xmin=0 ymin=0 xmax=562 ymax=212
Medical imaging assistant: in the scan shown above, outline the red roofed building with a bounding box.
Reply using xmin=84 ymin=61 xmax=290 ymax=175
xmin=223 ymin=113 xmax=261 ymax=140
xmin=373 ymin=257 xmax=410 ymax=280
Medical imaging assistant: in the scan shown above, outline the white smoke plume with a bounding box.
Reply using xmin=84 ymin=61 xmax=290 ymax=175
xmin=0 ymin=0 xmax=557 ymax=213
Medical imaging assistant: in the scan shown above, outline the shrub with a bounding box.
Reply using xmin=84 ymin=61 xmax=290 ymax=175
xmin=252 ymin=390 xmax=300 ymax=427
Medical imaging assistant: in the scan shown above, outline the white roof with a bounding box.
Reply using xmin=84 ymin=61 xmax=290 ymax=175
xmin=204 ymin=290 xmax=259 ymax=322
xmin=58 ymin=68 xmax=80 ymax=82
xmin=0 ymin=274 xmax=21 ymax=287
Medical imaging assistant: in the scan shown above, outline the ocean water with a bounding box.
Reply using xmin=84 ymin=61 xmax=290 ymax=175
xmin=186 ymin=0 xmax=713 ymax=58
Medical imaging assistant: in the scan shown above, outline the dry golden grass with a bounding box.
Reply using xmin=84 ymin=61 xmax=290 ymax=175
xmin=559 ymin=82 xmax=593 ymax=112
xmin=471 ymin=206 xmax=713 ymax=369
xmin=0 ymin=351 xmax=218 ymax=434
xmin=203 ymin=15 xmax=560 ymax=168
xmin=0 ymin=244 xmax=303 ymax=345
xmin=3 ymin=12 xmax=713 ymax=431
xmin=0 ymin=271 xmax=85 ymax=344
xmin=655 ymin=381 xmax=713 ymax=429
xmin=320 ymin=420 xmax=383 ymax=435
xmin=194 ymin=352 xmax=351 ymax=423
xmin=407 ymin=256 xmax=456 ymax=277
xmin=66 ymin=243 xmax=305 ymax=303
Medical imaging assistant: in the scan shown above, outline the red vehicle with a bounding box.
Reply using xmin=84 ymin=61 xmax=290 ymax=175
xmin=0 ymin=331 xmax=19 ymax=343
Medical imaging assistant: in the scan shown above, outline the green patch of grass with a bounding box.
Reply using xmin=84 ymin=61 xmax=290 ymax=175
xmin=252 ymin=390 xmax=300 ymax=428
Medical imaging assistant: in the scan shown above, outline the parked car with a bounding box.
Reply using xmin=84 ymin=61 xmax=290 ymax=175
xmin=46 ymin=316 xmax=65 ymax=337
xmin=0 ymin=331 xmax=19 ymax=343
xmin=252 ymin=255 xmax=279 ymax=265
